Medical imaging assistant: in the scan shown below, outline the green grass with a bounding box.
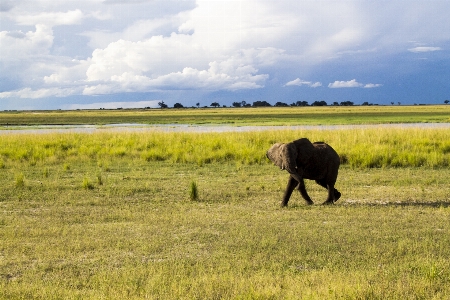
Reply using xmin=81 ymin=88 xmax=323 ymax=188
xmin=1 ymin=129 xmax=450 ymax=298
xmin=1 ymin=105 xmax=450 ymax=126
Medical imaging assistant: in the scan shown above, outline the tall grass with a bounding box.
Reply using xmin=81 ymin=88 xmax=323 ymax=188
xmin=1 ymin=127 xmax=449 ymax=168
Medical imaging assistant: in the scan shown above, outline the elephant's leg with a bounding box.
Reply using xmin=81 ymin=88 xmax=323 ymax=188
xmin=281 ymin=176 xmax=299 ymax=207
xmin=322 ymin=184 xmax=336 ymax=205
xmin=297 ymin=179 xmax=314 ymax=205
xmin=315 ymin=179 xmax=341 ymax=203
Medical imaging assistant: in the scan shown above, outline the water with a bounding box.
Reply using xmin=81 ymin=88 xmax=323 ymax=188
xmin=1 ymin=123 xmax=450 ymax=135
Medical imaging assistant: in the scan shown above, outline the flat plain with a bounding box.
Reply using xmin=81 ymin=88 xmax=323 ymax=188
xmin=1 ymin=105 xmax=450 ymax=126
xmin=1 ymin=106 xmax=450 ymax=299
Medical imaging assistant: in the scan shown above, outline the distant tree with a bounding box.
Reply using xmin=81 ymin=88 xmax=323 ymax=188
xmin=333 ymin=102 xmax=339 ymax=106
xmin=232 ymin=102 xmax=242 ymax=107
xmin=391 ymin=102 xmax=394 ymax=105
xmin=340 ymin=101 xmax=354 ymax=106
xmin=173 ymin=103 xmax=184 ymax=108
xmin=196 ymin=102 xmax=200 ymax=108
xmin=296 ymin=101 xmax=309 ymax=106
xmin=398 ymin=102 xmax=401 ymax=105
xmin=210 ymin=102 xmax=220 ymax=108
xmin=275 ymin=102 xmax=289 ymax=107
xmin=311 ymin=100 xmax=327 ymax=106
xmin=241 ymin=101 xmax=247 ymax=107
xmin=362 ymin=102 xmax=369 ymax=106
xmin=445 ymin=100 xmax=450 ymax=104
xmin=158 ymin=101 xmax=168 ymax=109
xmin=252 ymin=100 xmax=272 ymax=107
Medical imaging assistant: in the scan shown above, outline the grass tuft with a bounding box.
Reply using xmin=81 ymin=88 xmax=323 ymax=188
xmin=96 ymin=173 xmax=103 ymax=185
xmin=82 ymin=177 xmax=95 ymax=190
xmin=189 ymin=180 xmax=199 ymax=201
xmin=14 ymin=173 xmax=25 ymax=187
xmin=42 ymin=167 xmax=49 ymax=178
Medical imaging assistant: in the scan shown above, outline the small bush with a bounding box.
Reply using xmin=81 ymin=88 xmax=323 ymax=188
xmin=189 ymin=181 xmax=199 ymax=201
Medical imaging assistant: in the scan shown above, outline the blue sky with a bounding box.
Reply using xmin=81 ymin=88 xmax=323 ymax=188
xmin=1 ymin=0 xmax=450 ymax=110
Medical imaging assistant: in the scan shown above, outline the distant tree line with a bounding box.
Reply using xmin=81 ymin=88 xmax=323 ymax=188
xmin=157 ymin=99 xmax=450 ymax=109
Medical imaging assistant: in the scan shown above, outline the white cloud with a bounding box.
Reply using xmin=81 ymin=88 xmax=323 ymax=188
xmin=408 ymin=46 xmax=442 ymax=53
xmin=82 ymin=14 xmax=186 ymax=49
xmin=43 ymin=59 xmax=91 ymax=85
xmin=328 ymin=79 xmax=362 ymax=88
xmin=328 ymin=79 xmax=382 ymax=88
xmin=0 ymin=87 xmax=81 ymax=99
xmin=363 ymin=83 xmax=383 ymax=88
xmin=0 ymin=24 xmax=53 ymax=58
xmin=83 ymin=53 xmax=270 ymax=95
xmin=14 ymin=9 xmax=84 ymax=26
xmin=285 ymin=78 xmax=322 ymax=88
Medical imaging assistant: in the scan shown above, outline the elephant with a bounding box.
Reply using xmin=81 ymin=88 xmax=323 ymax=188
xmin=266 ymin=138 xmax=341 ymax=206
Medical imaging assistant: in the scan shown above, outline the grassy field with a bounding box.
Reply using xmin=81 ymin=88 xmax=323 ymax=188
xmin=1 ymin=127 xmax=450 ymax=299
xmin=2 ymin=105 xmax=450 ymax=126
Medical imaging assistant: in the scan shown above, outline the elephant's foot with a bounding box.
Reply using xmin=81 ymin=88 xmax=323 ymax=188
xmin=334 ymin=190 xmax=341 ymax=202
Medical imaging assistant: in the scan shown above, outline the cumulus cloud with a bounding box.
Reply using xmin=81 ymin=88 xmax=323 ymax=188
xmin=285 ymin=78 xmax=322 ymax=88
xmin=0 ymin=24 xmax=53 ymax=58
xmin=408 ymin=46 xmax=442 ymax=53
xmin=83 ymin=54 xmax=270 ymax=95
xmin=328 ymin=79 xmax=382 ymax=88
xmin=328 ymin=79 xmax=362 ymax=88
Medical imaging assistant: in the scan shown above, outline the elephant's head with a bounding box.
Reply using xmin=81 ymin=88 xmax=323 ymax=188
xmin=267 ymin=138 xmax=315 ymax=174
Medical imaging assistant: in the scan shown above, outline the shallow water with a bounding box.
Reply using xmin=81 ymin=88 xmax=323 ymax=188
xmin=1 ymin=123 xmax=450 ymax=135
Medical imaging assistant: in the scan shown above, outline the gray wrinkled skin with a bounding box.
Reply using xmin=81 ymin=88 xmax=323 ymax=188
xmin=267 ymin=138 xmax=341 ymax=206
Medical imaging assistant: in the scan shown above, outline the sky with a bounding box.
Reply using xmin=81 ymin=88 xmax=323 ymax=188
xmin=1 ymin=0 xmax=450 ymax=110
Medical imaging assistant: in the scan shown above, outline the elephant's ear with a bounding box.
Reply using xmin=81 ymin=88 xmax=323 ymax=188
xmin=282 ymin=142 xmax=298 ymax=174
xmin=267 ymin=143 xmax=285 ymax=170
xmin=292 ymin=138 xmax=315 ymax=165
